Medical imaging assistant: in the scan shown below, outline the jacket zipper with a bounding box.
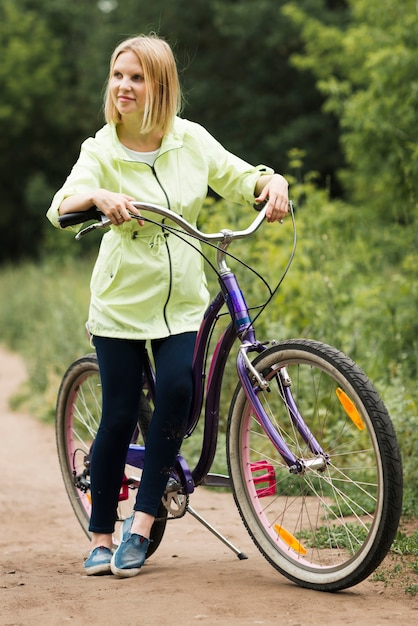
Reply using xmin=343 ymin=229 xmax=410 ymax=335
xmin=150 ymin=164 xmax=173 ymax=335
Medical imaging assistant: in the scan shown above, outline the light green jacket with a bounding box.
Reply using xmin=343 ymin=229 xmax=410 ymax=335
xmin=47 ymin=117 xmax=273 ymax=340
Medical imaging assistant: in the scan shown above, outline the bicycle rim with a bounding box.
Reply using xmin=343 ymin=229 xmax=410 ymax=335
xmin=227 ymin=339 xmax=402 ymax=591
xmin=55 ymin=353 xmax=166 ymax=556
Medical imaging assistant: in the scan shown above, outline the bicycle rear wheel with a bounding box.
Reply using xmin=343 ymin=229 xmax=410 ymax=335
xmin=55 ymin=353 xmax=166 ymax=557
xmin=227 ymin=339 xmax=402 ymax=591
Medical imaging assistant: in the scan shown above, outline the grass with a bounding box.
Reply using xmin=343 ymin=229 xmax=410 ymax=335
xmin=295 ymin=524 xmax=418 ymax=594
xmin=296 ymin=523 xmax=370 ymax=552
xmin=370 ymin=528 xmax=418 ymax=596
xmin=0 ymin=257 xmax=94 ymax=422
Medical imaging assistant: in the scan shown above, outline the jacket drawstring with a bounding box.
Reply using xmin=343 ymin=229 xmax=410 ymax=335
xmin=149 ymin=231 xmax=168 ymax=256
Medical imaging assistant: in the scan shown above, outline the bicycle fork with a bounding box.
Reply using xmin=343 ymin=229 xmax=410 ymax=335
xmin=237 ymin=344 xmax=329 ymax=474
xmin=221 ymin=260 xmax=328 ymax=474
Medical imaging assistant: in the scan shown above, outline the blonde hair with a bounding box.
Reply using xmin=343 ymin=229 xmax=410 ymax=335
xmin=104 ymin=34 xmax=182 ymax=135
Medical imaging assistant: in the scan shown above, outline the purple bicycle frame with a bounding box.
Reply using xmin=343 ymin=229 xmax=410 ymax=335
xmin=126 ymin=257 xmax=325 ymax=494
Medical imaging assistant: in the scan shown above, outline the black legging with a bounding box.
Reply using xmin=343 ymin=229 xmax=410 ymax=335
xmin=89 ymin=332 xmax=196 ymax=534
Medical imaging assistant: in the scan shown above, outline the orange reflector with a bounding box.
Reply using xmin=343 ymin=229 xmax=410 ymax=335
xmin=274 ymin=524 xmax=307 ymax=555
xmin=336 ymin=387 xmax=365 ymax=430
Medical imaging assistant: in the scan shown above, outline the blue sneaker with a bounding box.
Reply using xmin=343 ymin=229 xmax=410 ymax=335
xmin=120 ymin=514 xmax=135 ymax=543
xmin=83 ymin=546 xmax=113 ymax=576
xmin=111 ymin=516 xmax=150 ymax=578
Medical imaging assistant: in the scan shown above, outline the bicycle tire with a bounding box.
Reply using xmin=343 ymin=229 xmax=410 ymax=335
xmin=227 ymin=339 xmax=402 ymax=591
xmin=55 ymin=353 xmax=167 ymax=558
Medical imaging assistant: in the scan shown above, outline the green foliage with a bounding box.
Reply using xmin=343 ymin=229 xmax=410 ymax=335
xmin=392 ymin=530 xmax=418 ymax=557
xmin=0 ymin=0 xmax=346 ymax=262
xmin=0 ymin=1 xmax=63 ymax=253
xmin=371 ymin=528 xmax=418 ymax=594
xmin=0 ymin=258 xmax=94 ymax=421
xmin=297 ymin=523 xmax=369 ymax=552
xmin=2 ymin=0 xmax=416 ymax=258
xmin=201 ymin=176 xmax=417 ymax=516
xmin=0 ymin=0 xmax=415 ymax=519
xmin=0 ymin=2 xmax=61 ymax=136
xmin=284 ymin=0 xmax=418 ymax=221
xmin=2 ymin=184 xmax=416 ymax=514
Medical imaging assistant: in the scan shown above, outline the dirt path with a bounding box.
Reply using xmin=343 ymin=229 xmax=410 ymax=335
xmin=0 ymin=346 xmax=416 ymax=626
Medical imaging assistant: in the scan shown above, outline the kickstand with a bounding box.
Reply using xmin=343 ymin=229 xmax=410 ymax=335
xmin=186 ymin=504 xmax=248 ymax=560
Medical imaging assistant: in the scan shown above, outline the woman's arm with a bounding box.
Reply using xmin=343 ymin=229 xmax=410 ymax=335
xmin=59 ymin=189 xmax=143 ymax=226
xmin=59 ymin=192 xmax=100 ymax=215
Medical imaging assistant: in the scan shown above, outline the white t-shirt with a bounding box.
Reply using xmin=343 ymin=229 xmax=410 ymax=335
xmin=123 ymin=146 xmax=160 ymax=166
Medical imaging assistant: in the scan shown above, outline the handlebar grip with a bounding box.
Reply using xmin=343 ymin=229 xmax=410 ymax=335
xmin=253 ymin=200 xmax=267 ymax=212
xmin=58 ymin=207 xmax=102 ymax=228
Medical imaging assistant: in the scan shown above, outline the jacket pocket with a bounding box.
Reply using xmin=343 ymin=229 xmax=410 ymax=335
xmin=90 ymin=238 xmax=122 ymax=297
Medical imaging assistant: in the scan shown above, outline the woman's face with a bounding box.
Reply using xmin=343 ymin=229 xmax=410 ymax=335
xmin=109 ymin=50 xmax=147 ymax=120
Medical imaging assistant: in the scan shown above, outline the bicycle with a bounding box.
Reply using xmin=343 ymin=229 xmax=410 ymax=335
xmin=55 ymin=201 xmax=403 ymax=591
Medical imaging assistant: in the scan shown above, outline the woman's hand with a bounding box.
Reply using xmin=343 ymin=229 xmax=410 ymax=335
xmin=92 ymin=190 xmax=144 ymax=226
xmin=255 ymin=174 xmax=289 ymax=223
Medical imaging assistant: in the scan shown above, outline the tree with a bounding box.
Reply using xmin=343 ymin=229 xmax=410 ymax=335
xmin=0 ymin=0 xmax=114 ymax=260
xmin=0 ymin=2 xmax=63 ymax=256
xmin=0 ymin=0 xmax=348 ymax=261
xmin=283 ymin=0 xmax=418 ymax=221
xmin=107 ymin=0 xmax=345 ymax=183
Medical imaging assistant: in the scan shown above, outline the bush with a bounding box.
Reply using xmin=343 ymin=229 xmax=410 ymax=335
xmin=0 ymin=192 xmax=416 ymax=515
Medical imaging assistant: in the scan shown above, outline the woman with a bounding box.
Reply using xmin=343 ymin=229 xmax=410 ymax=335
xmin=47 ymin=34 xmax=289 ymax=578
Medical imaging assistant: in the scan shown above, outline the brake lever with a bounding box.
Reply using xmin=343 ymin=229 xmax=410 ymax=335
xmin=75 ymin=215 xmax=111 ymax=240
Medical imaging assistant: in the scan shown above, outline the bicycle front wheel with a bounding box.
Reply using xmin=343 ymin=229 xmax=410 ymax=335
xmin=55 ymin=353 xmax=166 ymax=557
xmin=227 ymin=339 xmax=402 ymax=591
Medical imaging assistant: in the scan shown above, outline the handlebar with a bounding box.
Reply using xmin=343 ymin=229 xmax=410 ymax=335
xmin=59 ymin=199 xmax=294 ymax=279
xmin=58 ymin=206 xmax=103 ymax=228
xmin=58 ymin=201 xmax=291 ymax=244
